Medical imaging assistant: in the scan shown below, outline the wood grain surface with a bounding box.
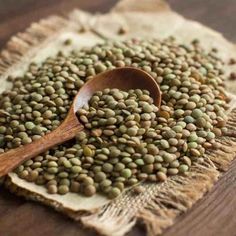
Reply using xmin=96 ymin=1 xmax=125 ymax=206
xmin=0 ymin=1 xmax=236 ymax=236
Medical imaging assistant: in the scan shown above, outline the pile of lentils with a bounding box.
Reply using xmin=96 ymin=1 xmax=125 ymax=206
xmin=0 ymin=38 xmax=229 ymax=199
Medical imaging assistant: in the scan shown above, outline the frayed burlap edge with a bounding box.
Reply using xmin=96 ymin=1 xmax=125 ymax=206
xmin=1 ymin=1 xmax=236 ymax=236
xmin=0 ymin=16 xmax=70 ymax=80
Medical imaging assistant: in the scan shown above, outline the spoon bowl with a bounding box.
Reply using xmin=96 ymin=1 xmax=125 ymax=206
xmin=73 ymin=67 xmax=161 ymax=111
xmin=0 ymin=67 xmax=161 ymax=177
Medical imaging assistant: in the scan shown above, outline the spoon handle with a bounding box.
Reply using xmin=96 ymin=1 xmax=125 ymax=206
xmin=0 ymin=119 xmax=83 ymax=177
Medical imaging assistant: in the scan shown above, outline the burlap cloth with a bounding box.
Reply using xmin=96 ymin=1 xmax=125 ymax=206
xmin=1 ymin=0 xmax=236 ymax=235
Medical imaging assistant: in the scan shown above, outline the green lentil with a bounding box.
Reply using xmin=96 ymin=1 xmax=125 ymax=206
xmin=45 ymin=86 xmax=55 ymax=95
xmin=71 ymin=166 xmax=82 ymax=174
xmin=184 ymin=116 xmax=195 ymax=123
xmin=47 ymin=185 xmax=58 ymax=194
xmin=102 ymin=163 xmax=113 ymax=173
xmin=121 ymin=169 xmax=132 ymax=179
xmin=179 ymin=164 xmax=189 ymax=173
xmin=192 ymin=109 xmax=203 ymax=119
xmin=160 ymin=140 xmax=170 ymax=149
xmin=143 ymin=154 xmax=155 ymax=164
xmin=58 ymin=185 xmax=69 ymax=195
xmin=83 ymin=185 xmax=96 ymax=197
xmin=83 ymin=146 xmax=93 ymax=156
xmin=156 ymin=172 xmax=167 ymax=181
xmin=94 ymin=172 xmax=106 ymax=182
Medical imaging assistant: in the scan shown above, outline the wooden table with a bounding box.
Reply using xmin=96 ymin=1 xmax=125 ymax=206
xmin=1 ymin=1 xmax=236 ymax=235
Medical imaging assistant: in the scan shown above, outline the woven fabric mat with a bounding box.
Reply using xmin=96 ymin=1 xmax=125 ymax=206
xmin=1 ymin=0 xmax=236 ymax=235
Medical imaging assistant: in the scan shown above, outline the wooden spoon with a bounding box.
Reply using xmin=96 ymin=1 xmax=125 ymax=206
xmin=0 ymin=67 xmax=161 ymax=177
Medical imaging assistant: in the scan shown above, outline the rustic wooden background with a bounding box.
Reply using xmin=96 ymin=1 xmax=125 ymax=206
xmin=1 ymin=1 xmax=236 ymax=236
